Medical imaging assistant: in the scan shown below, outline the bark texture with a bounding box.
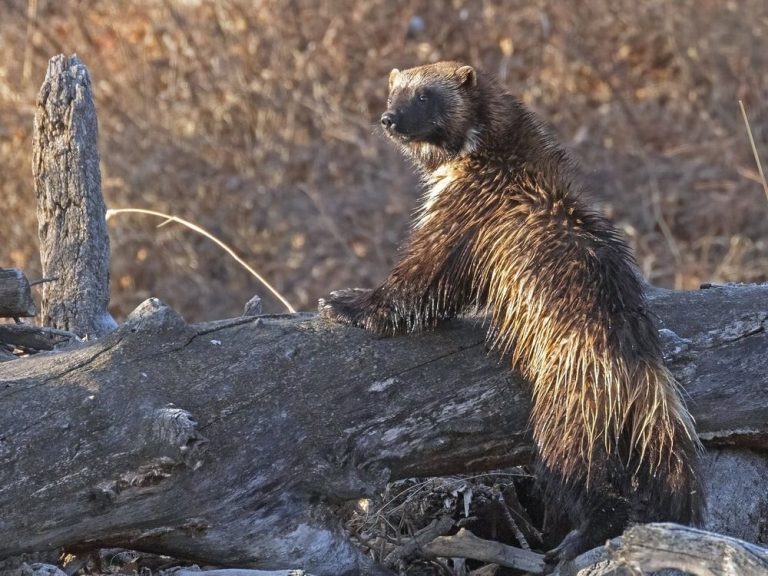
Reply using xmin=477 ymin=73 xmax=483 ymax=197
xmin=0 ymin=269 xmax=36 ymax=318
xmin=0 ymin=285 xmax=766 ymax=575
xmin=610 ymin=523 xmax=768 ymax=575
xmin=32 ymin=54 xmax=115 ymax=337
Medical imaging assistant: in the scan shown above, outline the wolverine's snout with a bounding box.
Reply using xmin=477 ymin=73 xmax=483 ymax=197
xmin=380 ymin=111 xmax=395 ymax=130
xmin=381 ymin=109 xmax=410 ymax=139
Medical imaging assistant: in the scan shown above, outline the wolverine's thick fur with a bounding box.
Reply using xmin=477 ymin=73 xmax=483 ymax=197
xmin=320 ymin=61 xmax=703 ymax=562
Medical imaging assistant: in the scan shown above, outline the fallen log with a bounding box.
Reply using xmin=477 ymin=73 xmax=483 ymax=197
xmin=0 ymin=283 xmax=767 ymax=575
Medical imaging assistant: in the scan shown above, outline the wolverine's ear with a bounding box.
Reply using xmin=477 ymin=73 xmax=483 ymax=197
xmin=456 ymin=65 xmax=476 ymax=88
xmin=388 ymin=68 xmax=400 ymax=92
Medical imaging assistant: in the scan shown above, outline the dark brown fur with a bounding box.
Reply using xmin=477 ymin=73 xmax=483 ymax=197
xmin=320 ymin=61 xmax=703 ymax=563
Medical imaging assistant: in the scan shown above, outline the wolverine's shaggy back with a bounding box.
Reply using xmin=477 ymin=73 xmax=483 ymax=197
xmin=321 ymin=61 xmax=703 ymax=562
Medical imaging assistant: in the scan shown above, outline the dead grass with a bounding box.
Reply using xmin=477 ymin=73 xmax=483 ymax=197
xmin=1 ymin=0 xmax=767 ymax=321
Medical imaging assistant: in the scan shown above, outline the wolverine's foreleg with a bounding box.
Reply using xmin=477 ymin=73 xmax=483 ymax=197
xmin=320 ymin=230 xmax=475 ymax=336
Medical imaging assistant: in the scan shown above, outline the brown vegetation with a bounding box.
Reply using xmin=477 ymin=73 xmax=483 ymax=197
xmin=1 ymin=0 xmax=767 ymax=321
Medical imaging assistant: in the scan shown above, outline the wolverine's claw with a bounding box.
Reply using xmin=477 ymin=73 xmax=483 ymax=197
xmin=318 ymin=288 xmax=373 ymax=326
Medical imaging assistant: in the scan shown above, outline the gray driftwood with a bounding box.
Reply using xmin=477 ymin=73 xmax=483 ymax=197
xmin=0 ymin=269 xmax=36 ymax=318
xmin=0 ymin=323 xmax=77 ymax=351
xmin=32 ymin=54 xmax=115 ymax=337
xmin=422 ymin=522 xmax=768 ymax=576
xmin=609 ymin=523 xmax=768 ymax=575
xmin=0 ymin=284 xmax=767 ymax=575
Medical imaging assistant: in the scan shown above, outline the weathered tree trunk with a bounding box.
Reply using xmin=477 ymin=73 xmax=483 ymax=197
xmin=32 ymin=54 xmax=115 ymax=337
xmin=0 ymin=285 xmax=767 ymax=575
xmin=0 ymin=269 xmax=36 ymax=318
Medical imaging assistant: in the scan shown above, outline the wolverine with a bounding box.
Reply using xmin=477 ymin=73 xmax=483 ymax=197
xmin=319 ymin=61 xmax=703 ymax=564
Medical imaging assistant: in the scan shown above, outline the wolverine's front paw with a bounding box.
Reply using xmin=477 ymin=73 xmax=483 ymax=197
xmin=318 ymin=288 xmax=373 ymax=327
xmin=543 ymin=529 xmax=587 ymax=571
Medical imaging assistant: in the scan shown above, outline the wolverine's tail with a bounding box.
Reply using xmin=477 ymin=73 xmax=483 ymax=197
xmin=627 ymin=361 xmax=704 ymax=525
xmin=529 ymin=341 xmax=704 ymax=526
xmin=533 ymin=354 xmax=704 ymax=562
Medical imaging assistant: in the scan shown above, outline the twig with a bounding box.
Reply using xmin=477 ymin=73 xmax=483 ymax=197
xmin=106 ymin=208 xmax=295 ymax=313
xmin=29 ymin=277 xmax=59 ymax=287
xmin=421 ymin=527 xmax=545 ymax=573
xmin=496 ymin=493 xmax=530 ymax=550
xmin=172 ymin=571 xmax=315 ymax=576
xmin=645 ymin=161 xmax=682 ymax=286
xmin=384 ymin=515 xmax=455 ymax=566
xmin=469 ymin=565 xmax=500 ymax=576
xmin=21 ymin=0 xmax=38 ymax=82
xmin=739 ymin=100 xmax=768 ymax=203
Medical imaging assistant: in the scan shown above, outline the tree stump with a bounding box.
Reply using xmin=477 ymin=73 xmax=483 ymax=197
xmin=32 ymin=54 xmax=115 ymax=337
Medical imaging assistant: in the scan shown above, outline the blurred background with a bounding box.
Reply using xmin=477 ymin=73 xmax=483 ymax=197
xmin=1 ymin=0 xmax=766 ymax=322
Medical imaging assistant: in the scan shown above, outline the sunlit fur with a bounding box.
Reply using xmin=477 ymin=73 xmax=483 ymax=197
xmin=321 ymin=61 xmax=703 ymax=560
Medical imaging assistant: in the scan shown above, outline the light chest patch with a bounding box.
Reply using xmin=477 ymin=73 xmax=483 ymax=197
xmin=414 ymin=164 xmax=457 ymax=229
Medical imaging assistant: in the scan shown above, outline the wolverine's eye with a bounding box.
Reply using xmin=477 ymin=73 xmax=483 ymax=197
xmin=418 ymin=93 xmax=428 ymax=103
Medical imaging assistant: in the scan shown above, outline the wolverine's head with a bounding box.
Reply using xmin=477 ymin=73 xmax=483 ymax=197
xmin=380 ymin=61 xmax=482 ymax=168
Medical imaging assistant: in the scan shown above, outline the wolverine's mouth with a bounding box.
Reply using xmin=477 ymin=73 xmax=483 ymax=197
xmin=382 ymin=124 xmax=429 ymax=145
xmin=387 ymin=130 xmax=414 ymax=143
xmin=380 ymin=111 xmax=424 ymax=143
xmin=380 ymin=114 xmax=445 ymax=148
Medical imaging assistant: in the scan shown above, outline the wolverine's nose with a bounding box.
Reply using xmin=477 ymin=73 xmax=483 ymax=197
xmin=380 ymin=112 xmax=395 ymax=130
